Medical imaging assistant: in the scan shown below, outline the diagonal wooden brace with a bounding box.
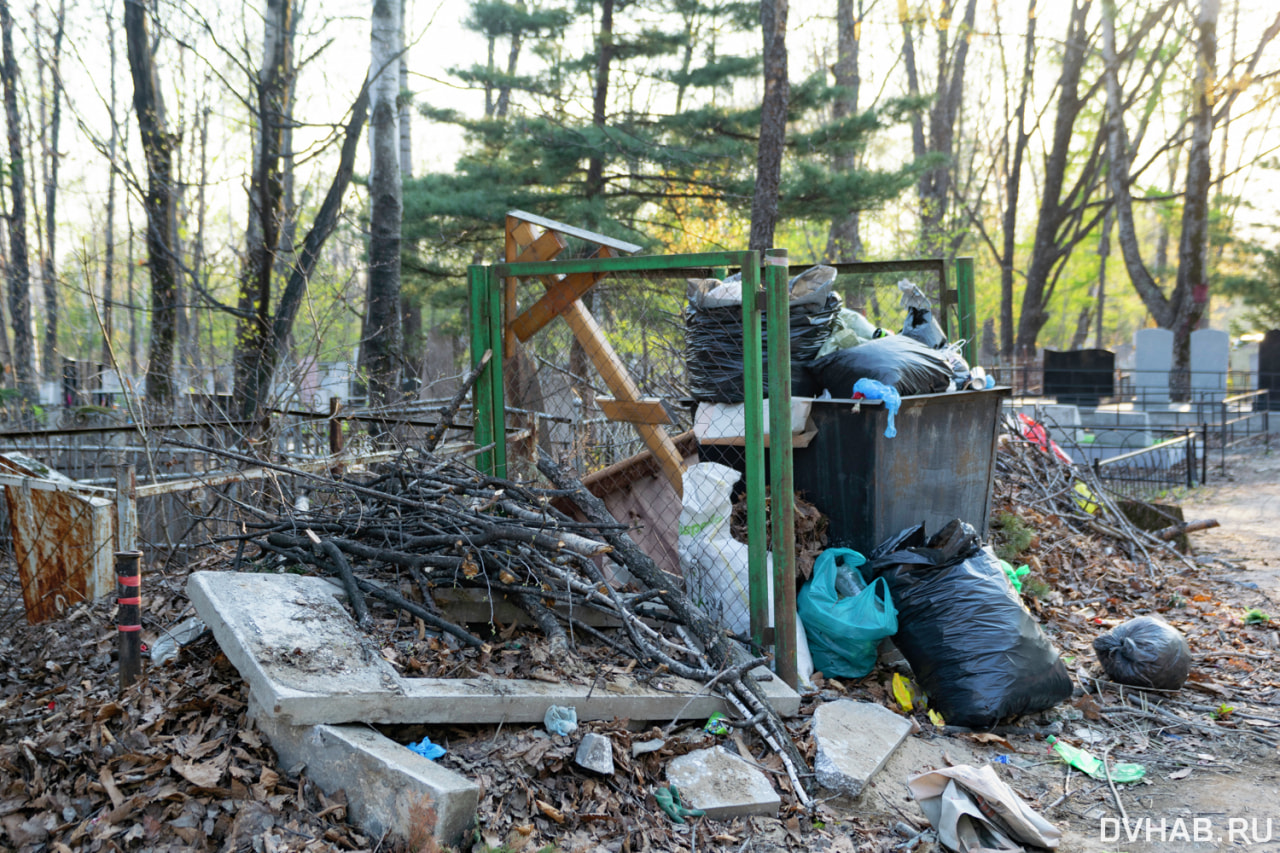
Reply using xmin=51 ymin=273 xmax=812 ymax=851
xmin=511 ymin=247 xmax=615 ymax=342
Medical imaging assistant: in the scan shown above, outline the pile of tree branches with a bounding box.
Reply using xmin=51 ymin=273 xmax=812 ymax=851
xmin=205 ymin=442 xmax=815 ymax=805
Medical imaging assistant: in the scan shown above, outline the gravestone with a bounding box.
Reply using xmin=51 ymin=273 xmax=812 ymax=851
xmin=1190 ymin=328 xmax=1229 ymax=405
xmin=1133 ymin=328 xmax=1173 ymax=407
xmin=1260 ymin=330 xmax=1280 ymax=411
xmin=1043 ymin=349 xmax=1115 ymax=406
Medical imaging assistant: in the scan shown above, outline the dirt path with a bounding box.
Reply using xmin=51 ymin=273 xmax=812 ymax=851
xmin=1184 ymin=443 xmax=1280 ymax=600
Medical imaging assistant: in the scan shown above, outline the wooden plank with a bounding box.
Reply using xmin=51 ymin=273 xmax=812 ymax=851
xmin=595 ymin=396 xmax=672 ymax=425
xmin=514 ymin=230 xmax=566 ymax=265
xmin=508 ymin=209 xmax=643 ymax=255
xmin=509 ymin=222 xmax=684 ymax=494
xmin=511 ymin=247 xmax=614 ymax=342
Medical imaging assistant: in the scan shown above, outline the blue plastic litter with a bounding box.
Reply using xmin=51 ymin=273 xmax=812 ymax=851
xmin=544 ymin=704 xmax=578 ymax=736
xmin=852 ymin=378 xmax=902 ymax=438
xmin=407 ymin=736 xmax=446 ymax=760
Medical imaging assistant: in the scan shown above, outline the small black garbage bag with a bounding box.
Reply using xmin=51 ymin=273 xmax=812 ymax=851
xmin=902 ymin=306 xmax=947 ymax=349
xmin=1093 ymin=615 xmax=1191 ymax=690
xmin=812 ymin=335 xmax=953 ymax=398
xmin=865 ymin=521 xmax=1074 ymax=728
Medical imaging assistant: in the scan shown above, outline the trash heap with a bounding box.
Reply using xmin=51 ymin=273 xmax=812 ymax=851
xmin=684 ymin=267 xmax=988 ymax=406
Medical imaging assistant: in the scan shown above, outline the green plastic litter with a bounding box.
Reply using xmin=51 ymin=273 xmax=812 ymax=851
xmin=999 ymin=559 xmax=1030 ymax=593
xmin=704 ymin=712 xmax=729 ymax=735
xmin=655 ymin=785 xmax=705 ymax=823
xmin=1046 ymin=736 xmax=1145 ymax=783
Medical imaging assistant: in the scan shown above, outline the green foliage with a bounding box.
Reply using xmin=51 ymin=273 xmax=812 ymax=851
xmin=991 ymin=510 xmax=1034 ymax=564
xmin=1219 ymin=240 xmax=1280 ymax=333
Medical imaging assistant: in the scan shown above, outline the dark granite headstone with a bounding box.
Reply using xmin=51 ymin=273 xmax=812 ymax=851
xmin=1260 ymin=330 xmax=1280 ymax=411
xmin=1043 ymin=349 xmax=1116 ymax=406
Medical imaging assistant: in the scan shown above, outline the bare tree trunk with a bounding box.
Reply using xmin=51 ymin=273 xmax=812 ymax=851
xmin=584 ymin=0 xmax=614 ymax=211
xmin=1094 ymin=205 xmax=1112 ymax=347
xmin=360 ymin=0 xmax=403 ymax=405
xmin=1169 ymin=0 xmax=1219 ymax=400
xmin=998 ymin=0 xmax=1037 ymax=358
xmin=398 ymin=0 xmax=421 ymax=395
xmin=823 ymin=0 xmax=865 ymax=263
xmin=917 ymin=0 xmax=978 ymax=258
xmin=125 ymin=0 xmax=178 ymax=410
xmin=39 ymin=0 xmax=64 ymax=382
xmin=235 ymin=0 xmax=293 ymax=419
xmin=749 ymin=0 xmax=788 ymax=252
xmin=103 ymin=8 xmax=118 ymax=368
xmin=0 ymin=0 xmax=36 ymax=404
xmin=1015 ymin=0 xmax=1100 ymax=355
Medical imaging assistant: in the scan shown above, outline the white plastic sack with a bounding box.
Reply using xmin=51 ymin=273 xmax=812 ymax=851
xmin=678 ymin=463 xmax=815 ymax=689
xmin=908 ymin=764 xmax=1062 ymax=852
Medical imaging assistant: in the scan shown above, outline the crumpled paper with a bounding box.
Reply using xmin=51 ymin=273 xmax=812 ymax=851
xmin=908 ymin=764 xmax=1062 ymax=852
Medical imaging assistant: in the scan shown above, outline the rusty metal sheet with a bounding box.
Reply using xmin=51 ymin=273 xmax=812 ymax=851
xmin=0 ymin=453 xmax=115 ymax=624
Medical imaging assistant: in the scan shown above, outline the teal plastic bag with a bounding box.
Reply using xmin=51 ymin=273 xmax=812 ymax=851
xmin=798 ymin=548 xmax=898 ymax=679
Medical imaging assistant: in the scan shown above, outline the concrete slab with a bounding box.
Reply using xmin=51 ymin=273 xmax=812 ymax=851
xmin=189 ymin=571 xmax=801 ymax=726
xmin=811 ymin=700 xmax=913 ymax=798
xmin=666 ymin=747 xmax=780 ymax=819
xmin=250 ymin=698 xmax=479 ymax=847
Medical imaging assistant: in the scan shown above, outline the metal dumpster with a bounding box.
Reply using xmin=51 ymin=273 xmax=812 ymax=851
xmin=791 ymin=388 xmax=1010 ymax=553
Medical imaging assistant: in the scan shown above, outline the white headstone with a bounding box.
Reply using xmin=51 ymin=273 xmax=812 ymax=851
xmin=1190 ymin=328 xmax=1229 ymax=404
xmin=1133 ymin=328 xmax=1173 ymax=407
xmin=1230 ymin=342 xmax=1258 ymax=391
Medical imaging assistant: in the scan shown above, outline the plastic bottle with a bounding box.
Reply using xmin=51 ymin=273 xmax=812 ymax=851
xmin=1045 ymin=735 xmax=1145 ymax=782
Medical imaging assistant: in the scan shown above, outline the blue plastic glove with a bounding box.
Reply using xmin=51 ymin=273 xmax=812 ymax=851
xmin=852 ymin=378 xmax=902 ymax=438
xmin=407 ymin=736 xmax=446 ymax=760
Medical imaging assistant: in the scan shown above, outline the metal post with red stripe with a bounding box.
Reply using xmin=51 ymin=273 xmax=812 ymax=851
xmin=116 ymin=550 xmax=143 ymax=691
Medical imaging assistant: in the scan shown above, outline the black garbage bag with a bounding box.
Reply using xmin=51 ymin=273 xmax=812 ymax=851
xmin=812 ymin=335 xmax=952 ymax=398
xmin=865 ymin=521 xmax=1074 ymax=728
xmin=685 ymin=269 xmax=840 ymax=402
xmin=1093 ymin=616 xmax=1191 ymax=690
xmin=902 ymin=306 xmax=947 ymax=349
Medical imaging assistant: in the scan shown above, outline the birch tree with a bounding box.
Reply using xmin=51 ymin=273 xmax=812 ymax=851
xmin=0 ymin=0 xmax=35 ymax=404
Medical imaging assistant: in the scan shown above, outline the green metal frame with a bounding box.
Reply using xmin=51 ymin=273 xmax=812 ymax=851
xmin=796 ymin=257 xmax=978 ymax=364
xmin=469 ymin=248 xmax=799 ymax=688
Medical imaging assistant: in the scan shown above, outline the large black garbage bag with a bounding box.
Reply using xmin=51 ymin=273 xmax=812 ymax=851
xmin=812 ymin=335 xmax=952 ymax=398
xmin=685 ymin=270 xmax=840 ymax=402
xmin=865 ymin=521 xmax=1074 ymax=728
xmin=1093 ymin=616 xmax=1191 ymax=690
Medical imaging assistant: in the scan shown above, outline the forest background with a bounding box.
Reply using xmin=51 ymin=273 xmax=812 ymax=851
xmin=1 ymin=0 xmax=1278 ymax=418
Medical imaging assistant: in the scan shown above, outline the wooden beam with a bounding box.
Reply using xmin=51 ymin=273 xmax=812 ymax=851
xmin=595 ymin=396 xmax=672 ymax=425
xmin=511 ymin=247 xmax=614 ymax=342
xmin=512 ymin=225 xmax=685 ymax=495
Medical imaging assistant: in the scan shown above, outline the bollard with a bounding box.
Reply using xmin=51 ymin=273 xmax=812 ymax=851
xmin=116 ymin=550 xmax=144 ymax=692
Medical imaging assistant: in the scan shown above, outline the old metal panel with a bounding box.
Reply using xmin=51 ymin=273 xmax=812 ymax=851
xmin=791 ymin=388 xmax=1010 ymax=554
xmin=0 ymin=454 xmax=115 ymax=624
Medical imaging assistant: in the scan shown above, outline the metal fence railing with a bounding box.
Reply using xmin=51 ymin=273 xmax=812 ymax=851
xmin=1092 ymin=431 xmax=1197 ymax=500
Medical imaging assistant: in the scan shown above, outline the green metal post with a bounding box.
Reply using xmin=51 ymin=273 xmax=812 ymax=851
xmin=955 ymin=257 xmax=977 ymax=365
xmin=765 ymin=248 xmax=797 ymax=690
xmin=468 ymin=264 xmax=495 ymax=475
xmin=486 ymin=267 xmax=507 ymax=479
xmin=741 ymin=255 xmax=768 ymax=654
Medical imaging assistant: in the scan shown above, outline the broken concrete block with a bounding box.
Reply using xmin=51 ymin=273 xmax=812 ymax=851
xmin=812 ymin=700 xmax=912 ymax=797
xmin=575 ymin=733 xmax=615 ymax=775
xmin=189 ymin=571 xmax=800 ymax=726
xmin=665 ymin=747 xmax=780 ymax=819
xmin=250 ymin=698 xmax=479 ymax=847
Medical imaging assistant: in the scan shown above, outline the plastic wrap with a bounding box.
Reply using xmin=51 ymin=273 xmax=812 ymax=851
xmin=864 ymin=521 xmax=1073 ymax=728
xmin=685 ymin=266 xmax=840 ymax=402
xmin=811 ymin=335 xmax=953 ymax=398
xmin=1093 ymin=615 xmax=1191 ymax=690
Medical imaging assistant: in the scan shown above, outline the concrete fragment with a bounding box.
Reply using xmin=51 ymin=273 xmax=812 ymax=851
xmin=665 ymin=747 xmax=780 ymax=819
xmin=250 ymin=698 xmax=478 ymax=847
xmin=574 ymin=733 xmax=615 ymax=775
xmin=632 ymin=738 xmax=665 ymax=757
xmin=189 ymin=571 xmax=800 ymax=725
xmin=812 ymin=700 xmax=912 ymax=797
